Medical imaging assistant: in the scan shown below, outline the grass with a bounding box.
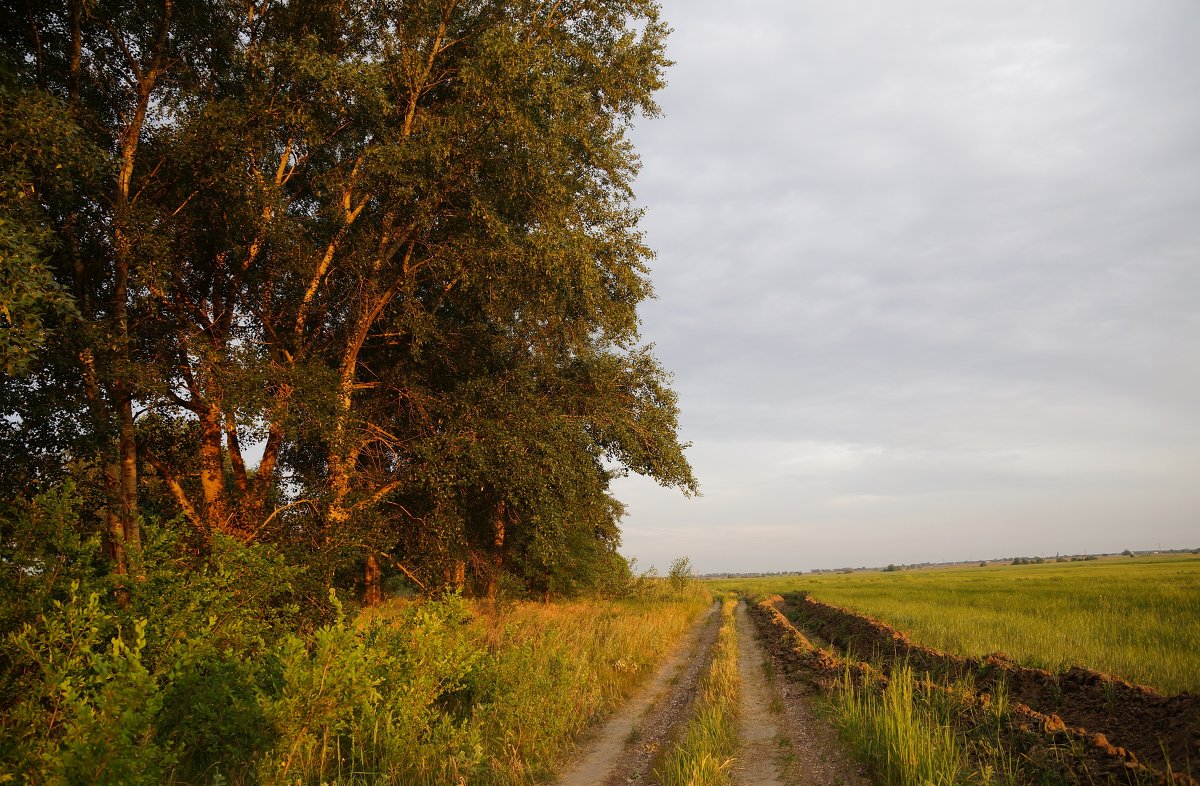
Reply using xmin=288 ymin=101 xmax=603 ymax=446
xmin=830 ymin=664 xmax=971 ymax=786
xmin=828 ymin=665 xmax=1031 ymax=786
xmin=281 ymin=587 xmax=712 ymax=785
xmin=465 ymin=594 xmax=714 ymax=784
xmin=654 ymin=596 xmax=740 ymax=786
xmin=712 ymin=554 xmax=1200 ymax=694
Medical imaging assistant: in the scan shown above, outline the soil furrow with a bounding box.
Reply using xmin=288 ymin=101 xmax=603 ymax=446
xmin=555 ymin=601 xmax=720 ymax=786
xmin=753 ymin=594 xmax=1197 ymax=786
xmin=783 ymin=592 xmax=1200 ymax=780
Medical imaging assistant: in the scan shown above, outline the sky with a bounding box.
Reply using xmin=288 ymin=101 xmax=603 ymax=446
xmin=611 ymin=0 xmax=1200 ymax=574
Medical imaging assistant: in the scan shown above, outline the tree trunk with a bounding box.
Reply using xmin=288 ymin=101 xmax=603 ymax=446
xmin=116 ymin=395 xmax=142 ymax=577
xmin=364 ymin=553 xmax=381 ymax=606
xmin=198 ymin=402 xmax=230 ymax=534
xmin=487 ymin=501 xmax=506 ymax=601
xmin=102 ymin=461 xmax=130 ymax=605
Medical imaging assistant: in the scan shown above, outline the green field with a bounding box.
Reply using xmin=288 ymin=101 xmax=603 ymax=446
xmin=712 ymin=554 xmax=1200 ymax=694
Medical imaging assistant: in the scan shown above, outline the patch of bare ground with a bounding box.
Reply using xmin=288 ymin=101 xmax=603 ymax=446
xmin=555 ymin=601 xmax=720 ymax=786
xmin=738 ymin=600 xmax=874 ymax=786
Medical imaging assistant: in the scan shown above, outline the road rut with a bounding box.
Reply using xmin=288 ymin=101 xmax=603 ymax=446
xmin=555 ymin=601 xmax=720 ymax=786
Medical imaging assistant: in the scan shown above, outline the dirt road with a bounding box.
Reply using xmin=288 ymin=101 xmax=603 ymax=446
xmin=733 ymin=599 xmax=788 ymax=786
xmin=555 ymin=598 xmax=871 ymax=786
xmin=554 ymin=601 xmax=720 ymax=786
xmin=737 ymin=600 xmax=873 ymax=786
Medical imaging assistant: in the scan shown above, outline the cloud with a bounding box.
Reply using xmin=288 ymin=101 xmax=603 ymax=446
xmin=616 ymin=0 xmax=1200 ymax=571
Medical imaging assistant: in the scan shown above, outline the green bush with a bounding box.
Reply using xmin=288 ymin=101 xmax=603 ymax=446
xmin=3 ymin=585 xmax=174 ymax=785
xmin=157 ymin=650 xmax=270 ymax=784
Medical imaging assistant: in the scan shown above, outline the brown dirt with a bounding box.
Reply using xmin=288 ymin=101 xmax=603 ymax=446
xmin=554 ymin=601 xmax=720 ymax=786
xmin=784 ymin=592 xmax=1200 ymax=781
xmin=752 ymin=594 xmax=1199 ymax=786
xmin=734 ymin=599 xmax=787 ymax=786
xmin=736 ymin=599 xmax=873 ymax=786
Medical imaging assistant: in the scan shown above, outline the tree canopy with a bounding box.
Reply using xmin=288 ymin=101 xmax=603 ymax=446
xmin=0 ymin=0 xmax=695 ymax=602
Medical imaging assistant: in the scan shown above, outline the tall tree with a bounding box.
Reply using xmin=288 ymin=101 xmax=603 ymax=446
xmin=1 ymin=0 xmax=695 ymax=600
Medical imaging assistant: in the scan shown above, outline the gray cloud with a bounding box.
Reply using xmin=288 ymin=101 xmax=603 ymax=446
xmin=615 ymin=0 xmax=1200 ymax=572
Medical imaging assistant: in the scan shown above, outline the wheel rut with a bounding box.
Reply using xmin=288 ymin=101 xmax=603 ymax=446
xmin=555 ymin=601 xmax=720 ymax=786
xmin=733 ymin=599 xmax=787 ymax=786
xmin=735 ymin=599 xmax=872 ymax=786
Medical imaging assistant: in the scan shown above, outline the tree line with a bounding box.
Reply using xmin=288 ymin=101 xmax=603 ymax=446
xmin=0 ymin=0 xmax=695 ymax=606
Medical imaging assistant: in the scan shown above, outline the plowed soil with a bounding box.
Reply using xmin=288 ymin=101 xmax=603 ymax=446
xmin=751 ymin=593 xmax=1199 ymax=786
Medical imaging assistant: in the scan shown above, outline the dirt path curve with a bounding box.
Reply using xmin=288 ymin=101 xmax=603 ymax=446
xmin=555 ymin=601 xmax=720 ymax=786
xmin=733 ymin=600 xmax=788 ymax=786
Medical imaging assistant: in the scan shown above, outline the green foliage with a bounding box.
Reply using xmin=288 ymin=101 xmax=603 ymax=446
xmin=0 ymin=481 xmax=106 ymax=639
xmin=157 ymin=650 xmax=270 ymax=783
xmin=125 ymin=526 xmax=309 ymax=667
xmin=4 ymin=585 xmax=174 ymax=786
xmin=830 ymin=665 xmax=971 ymax=786
xmin=259 ymin=591 xmax=486 ymax=783
xmin=0 ymin=84 xmax=90 ymax=377
xmin=667 ymin=556 xmax=695 ymax=594
xmin=1 ymin=0 xmax=693 ymax=608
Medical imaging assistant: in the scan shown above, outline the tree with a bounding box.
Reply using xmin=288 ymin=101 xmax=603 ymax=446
xmin=1 ymin=0 xmax=692 ymax=602
xmin=667 ymin=556 xmax=694 ymax=593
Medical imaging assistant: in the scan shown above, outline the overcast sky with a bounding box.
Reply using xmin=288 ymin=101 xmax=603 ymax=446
xmin=612 ymin=0 xmax=1200 ymax=574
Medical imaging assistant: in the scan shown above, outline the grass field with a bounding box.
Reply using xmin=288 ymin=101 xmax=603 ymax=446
xmin=712 ymin=554 xmax=1200 ymax=694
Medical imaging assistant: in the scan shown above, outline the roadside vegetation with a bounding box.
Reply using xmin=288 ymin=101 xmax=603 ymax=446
xmin=2 ymin=522 xmax=710 ymax=784
xmin=715 ymin=554 xmax=1200 ymax=693
xmin=0 ymin=0 xmax=707 ymax=782
xmin=654 ymin=595 xmax=740 ymax=786
xmin=829 ymin=665 xmax=1017 ymax=786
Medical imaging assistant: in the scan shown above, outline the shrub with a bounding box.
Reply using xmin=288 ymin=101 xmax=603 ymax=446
xmin=3 ymin=585 xmax=174 ymax=785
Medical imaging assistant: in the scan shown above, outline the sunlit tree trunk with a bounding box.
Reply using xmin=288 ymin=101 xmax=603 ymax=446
xmin=364 ymin=553 xmax=382 ymax=606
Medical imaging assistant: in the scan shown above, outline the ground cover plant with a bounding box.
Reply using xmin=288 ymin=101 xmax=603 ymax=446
xmin=713 ymin=554 xmax=1200 ymax=694
xmin=2 ymin=534 xmax=710 ymax=785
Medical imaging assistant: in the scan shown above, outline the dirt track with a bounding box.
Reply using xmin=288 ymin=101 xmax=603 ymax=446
xmin=556 ymin=599 xmax=873 ymax=786
xmin=554 ymin=601 xmax=719 ymax=786
xmin=735 ymin=600 xmax=873 ymax=786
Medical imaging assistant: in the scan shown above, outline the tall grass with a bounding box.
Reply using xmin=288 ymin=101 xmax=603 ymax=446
xmin=831 ymin=665 xmax=970 ymax=786
xmin=654 ymin=596 xmax=740 ymax=786
xmin=713 ymin=554 xmax=1200 ymax=693
xmin=464 ymin=595 xmax=713 ymax=784
xmin=328 ymin=590 xmax=713 ymax=786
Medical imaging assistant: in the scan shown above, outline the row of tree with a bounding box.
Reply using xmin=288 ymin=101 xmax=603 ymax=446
xmin=0 ymin=0 xmax=695 ymax=604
